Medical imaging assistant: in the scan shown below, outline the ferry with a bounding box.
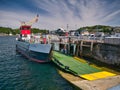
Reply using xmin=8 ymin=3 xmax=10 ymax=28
xmin=16 ymin=15 xmax=52 ymax=63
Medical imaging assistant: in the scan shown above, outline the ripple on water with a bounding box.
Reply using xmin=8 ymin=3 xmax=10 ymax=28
xmin=0 ymin=36 xmax=75 ymax=90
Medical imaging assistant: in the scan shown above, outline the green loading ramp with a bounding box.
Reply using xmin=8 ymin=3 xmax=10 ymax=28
xmin=52 ymin=51 xmax=116 ymax=80
xmin=52 ymin=51 xmax=101 ymax=75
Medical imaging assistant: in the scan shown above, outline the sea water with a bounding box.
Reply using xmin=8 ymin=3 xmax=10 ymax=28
xmin=0 ymin=36 xmax=75 ymax=90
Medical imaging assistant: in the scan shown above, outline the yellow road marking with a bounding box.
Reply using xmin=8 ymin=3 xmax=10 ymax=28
xmin=80 ymin=71 xmax=116 ymax=80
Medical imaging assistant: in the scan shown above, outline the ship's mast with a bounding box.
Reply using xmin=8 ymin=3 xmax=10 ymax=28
xmin=67 ymin=24 xmax=69 ymax=31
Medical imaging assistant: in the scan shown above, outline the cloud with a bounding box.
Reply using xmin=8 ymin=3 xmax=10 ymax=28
xmin=0 ymin=10 xmax=36 ymax=28
xmin=0 ymin=0 xmax=120 ymax=30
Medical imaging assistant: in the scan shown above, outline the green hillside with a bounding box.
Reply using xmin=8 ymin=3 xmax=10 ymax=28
xmin=77 ymin=25 xmax=113 ymax=33
xmin=0 ymin=27 xmax=49 ymax=35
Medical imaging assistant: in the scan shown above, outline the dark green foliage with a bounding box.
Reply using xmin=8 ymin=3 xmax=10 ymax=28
xmin=31 ymin=28 xmax=49 ymax=34
xmin=0 ymin=27 xmax=11 ymax=34
xmin=0 ymin=27 xmax=49 ymax=35
xmin=77 ymin=25 xmax=112 ymax=33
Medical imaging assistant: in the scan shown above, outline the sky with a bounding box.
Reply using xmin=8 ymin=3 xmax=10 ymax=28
xmin=0 ymin=0 xmax=120 ymax=30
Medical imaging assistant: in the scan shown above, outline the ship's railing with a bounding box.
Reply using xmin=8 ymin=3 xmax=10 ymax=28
xmin=18 ymin=34 xmax=120 ymax=46
xmin=51 ymin=36 xmax=104 ymax=44
xmin=104 ymin=37 xmax=120 ymax=45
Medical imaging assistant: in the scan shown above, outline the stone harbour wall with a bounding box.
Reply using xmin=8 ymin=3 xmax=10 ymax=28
xmin=82 ymin=43 xmax=120 ymax=66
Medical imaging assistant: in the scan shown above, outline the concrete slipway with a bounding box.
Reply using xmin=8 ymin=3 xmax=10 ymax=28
xmin=52 ymin=51 xmax=120 ymax=90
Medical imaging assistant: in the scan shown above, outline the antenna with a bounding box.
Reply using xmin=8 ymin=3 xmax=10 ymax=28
xmin=67 ymin=24 xmax=69 ymax=31
xmin=75 ymin=24 xmax=77 ymax=30
xmin=37 ymin=14 xmax=39 ymax=17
